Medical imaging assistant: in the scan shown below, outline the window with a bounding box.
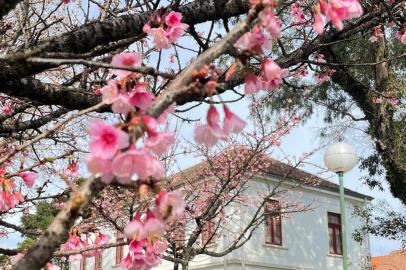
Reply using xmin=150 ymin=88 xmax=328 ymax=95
xmin=80 ymin=257 xmax=86 ymax=270
xmin=115 ymin=231 xmax=125 ymax=265
xmin=201 ymin=221 xmax=216 ymax=245
xmin=94 ymin=252 xmax=103 ymax=270
xmin=265 ymin=200 xmax=282 ymax=246
xmin=328 ymin=212 xmax=342 ymax=255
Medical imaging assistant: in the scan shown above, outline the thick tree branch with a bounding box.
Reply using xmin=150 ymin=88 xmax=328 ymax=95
xmin=0 ymin=0 xmax=250 ymax=81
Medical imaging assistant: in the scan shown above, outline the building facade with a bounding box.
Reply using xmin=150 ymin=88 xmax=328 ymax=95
xmin=70 ymin=161 xmax=372 ymax=270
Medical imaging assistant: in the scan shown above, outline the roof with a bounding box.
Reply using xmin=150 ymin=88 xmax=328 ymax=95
xmin=170 ymin=149 xmax=373 ymax=201
xmin=371 ymin=250 xmax=406 ymax=269
xmin=371 ymin=256 xmax=386 ymax=269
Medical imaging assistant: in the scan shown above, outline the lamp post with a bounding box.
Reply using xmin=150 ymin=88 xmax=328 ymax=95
xmin=324 ymin=142 xmax=357 ymax=270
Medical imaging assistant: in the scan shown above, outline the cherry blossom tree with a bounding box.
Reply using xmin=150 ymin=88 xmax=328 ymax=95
xmin=0 ymin=0 xmax=403 ymax=270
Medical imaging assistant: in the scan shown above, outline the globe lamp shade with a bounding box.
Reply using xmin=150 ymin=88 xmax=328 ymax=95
xmin=324 ymin=142 xmax=357 ymax=173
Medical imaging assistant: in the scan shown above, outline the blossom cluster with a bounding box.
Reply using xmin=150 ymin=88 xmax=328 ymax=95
xmin=194 ymin=105 xmax=247 ymax=148
xmin=0 ymin=177 xmax=24 ymax=211
xmin=369 ymin=26 xmax=384 ymax=43
xmin=121 ymin=191 xmax=185 ymax=269
xmin=86 ymin=53 xmax=175 ymax=184
xmin=143 ymin=11 xmax=189 ymax=50
xmin=313 ymin=0 xmax=363 ymax=34
xmin=395 ymin=26 xmax=406 ymax=44
xmin=61 ymin=232 xmax=110 ymax=260
xmin=235 ymin=2 xmax=288 ymax=95
xmin=80 ymin=50 xmax=187 ymax=270
xmin=0 ymin=168 xmax=37 ymax=211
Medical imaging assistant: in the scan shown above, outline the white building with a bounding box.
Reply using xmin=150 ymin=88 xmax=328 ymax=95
xmin=70 ymin=158 xmax=372 ymax=270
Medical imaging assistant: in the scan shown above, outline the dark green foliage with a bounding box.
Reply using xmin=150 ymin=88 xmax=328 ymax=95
xmin=21 ymin=202 xmax=59 ymax=233
xmin=18 ymin=202 xmax=59 ymax=250
xmin=353 ymin=202 xmax=406 ymax=245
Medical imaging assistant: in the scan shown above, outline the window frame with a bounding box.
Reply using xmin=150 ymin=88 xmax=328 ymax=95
xmin=327 ymin=212 xmax=343 ymax=255
xmin=115 ymin=231 xmax=125 ymax=265
xmin=94 ymin=251 xmax=103 ymax=270
xmin=264 ymin=199 xmax=282 ymax=246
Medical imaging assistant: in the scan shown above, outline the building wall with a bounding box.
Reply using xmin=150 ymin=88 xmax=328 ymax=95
xmin=70 ymin=175 xmax=371 ymax=270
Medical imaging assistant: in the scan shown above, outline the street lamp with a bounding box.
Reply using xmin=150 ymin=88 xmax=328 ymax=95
xmin=324 ymin=142 xmax=357 ymax=270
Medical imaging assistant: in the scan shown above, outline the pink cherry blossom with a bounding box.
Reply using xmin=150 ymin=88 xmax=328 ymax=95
xmin=112 ymin=148 xmax=164 ymax=181
xmin=111 ymin=52 xmax=142 ymax=77
xmin=101 ymin=81 xmax=135 ymax=115
xmin=130 ymin=89 xmax=155 ymax=111
xmin=101 ymin=80 xmax=119 ymax=104
xmin=314 ymin=14 xmax=324 ymax=34
xmin=144 ymin=12 xmax=188 ymax=50
xmin=85 ymin=154 xmax=114 ymax=183
xmin=146 ymin=27 xmax=170 ymax=50
xmin=315 ymin=53 xmax=326 ymax=63
xmin=259 ymin=8 xmax=281 ymax=39
xmin=144 ymin=210 xmax=165 ymax=237
xmin=146 ymin=132 xmax=175 ymax=155
xmin=61 ymin=235 xmax=86 ymax=261
xmin=142 ymin=152 xmax=165 ymax=180
xmin=244 ymin=73 xmax=263 ymax=95
xmin=261 ymin=58 xmax=283 ymax=82
xmin=388 ymin=97 xmax=399 ymax=106
xmin=223 ymin=105 xmax=247 ymax=134
xmin=111 ymin=93 xmax=134 ymax=115
xmin=121 ymin=239 xmax=167 ymax=269
xmin=235 ymin=27 xmax=272 ymax=53
xmin=194 ymin=106 xmax=227 ymax=147
xmin=88 ymin=119 xmax=129 ymax=159
xmin=143 ymin=242 xmax=164 ymax=267
xmin=120 ymin=253 xmax=133 ymax=269
xmin=125 ymin=214 xmax=146 ymax=240
xmin=2 ymin=103 xmax=14 ymax=116
xmin=46 ymin=263 xmax=61 ymax=270
xmin=165 ymin=11 xmax=182 ymax=27
xmin=111 ymin=148 xmax=145 ymax=181
xmin=142 ymin=115 xmax=158 ymax=135
xmin=369 ymin=26 xmax=384 ymax=43
xmin=395 ymin=31 xmax=406 ymax=44
xmin=0 ymin=191 xmax=23 ymax=211
xmin=64 ymin=161 xmax=79 ymax=178
xmin=291 ymin=3 xmax=306 ymax=23
xmin=155 ymin=191 xmax=185 ymax=221
xmin=95 ymin=233 xmax=110 ymax=245
xmin=295 ymin=66 xmax=308 ymax=78
xmin=323 ymin=0 xmax=363 ymax=30
xmin=18 ymin=172 xmax=38 ymax=188
xmin=401 ymin=33 xmax=406 ymax=44
xmin=165 ymin=23 xmax=188 ymax=42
